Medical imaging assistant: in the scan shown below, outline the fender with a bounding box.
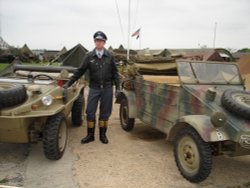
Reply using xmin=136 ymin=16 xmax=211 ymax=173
xmin=0 ymin=85 xmax=85 ymax=118
xmin=168 ymin=115 xmax=229 ymax=142
xmin=115 ymin=90 xmax=137 ymax=118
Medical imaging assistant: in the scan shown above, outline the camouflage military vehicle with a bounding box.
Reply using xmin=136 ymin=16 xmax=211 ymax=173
xmin=0 ymin=64 xmax=85 ymax=160
xmin=116 ymin=60 xmax=250 ymax=182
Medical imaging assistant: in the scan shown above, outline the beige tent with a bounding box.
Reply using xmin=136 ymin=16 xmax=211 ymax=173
xmin=133 ymin=56 xmax=176 ymax=75
xmin=238 ymin=54 xmax=250 ymax=90
xmin=238 ymin=54 xmax=250 ymax=75
xmin=237 ymin=54 xmax=250 ymax=90
xmin=137 ymin=49 xmax=171 ymax=57
xmin=138 ymin=48 xmax=233 ymax=61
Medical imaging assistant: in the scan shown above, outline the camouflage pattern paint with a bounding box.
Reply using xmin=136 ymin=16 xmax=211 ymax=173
xmin=120 ymin=61 xmax=250 ymax=155
xmin=135 ymin=76 xmax=179 ymax=133
xmin=183 ymin=84 xmax=250 ymax=142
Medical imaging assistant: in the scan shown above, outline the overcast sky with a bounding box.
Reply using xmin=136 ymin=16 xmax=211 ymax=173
xmin=1 ymin=0 xmax=249 ymax=51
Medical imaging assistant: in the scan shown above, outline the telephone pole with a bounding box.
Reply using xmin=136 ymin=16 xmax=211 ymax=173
xmin=0 ymin=0 xmax=2 ymax=37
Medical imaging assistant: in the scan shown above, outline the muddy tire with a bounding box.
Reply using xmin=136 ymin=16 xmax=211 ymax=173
xmin=0 ymin=83 xmax=27 ymax=109
xmin=43 ymin=113 xmax=68 ymax=160
xmin=71 ymin=90 xmax=84 ymax=127
xmin=174 ymin=127 xmax=212 ymax=183
xmin=221 ymin=89 xmax=250 ymax=120
xmin=120 ymin=99 xmax=135 ymax=131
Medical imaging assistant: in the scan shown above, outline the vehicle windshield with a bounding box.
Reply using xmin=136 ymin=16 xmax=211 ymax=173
xmin=177 ymin=61 xmax=242 ymax=85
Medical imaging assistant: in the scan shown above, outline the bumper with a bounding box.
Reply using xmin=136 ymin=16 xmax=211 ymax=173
xmin=0 ymin=118 xmax=33 ymax=143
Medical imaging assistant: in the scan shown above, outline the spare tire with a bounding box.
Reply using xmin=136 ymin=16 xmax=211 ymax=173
xmin=0 ymin=83 xmax=27 ymax=109
xmin=221 ymin=89 xmax=250 ymax=120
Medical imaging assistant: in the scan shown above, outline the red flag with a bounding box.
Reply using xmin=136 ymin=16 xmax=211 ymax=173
xmin=131 ymin=28 xmax=140 ymax=39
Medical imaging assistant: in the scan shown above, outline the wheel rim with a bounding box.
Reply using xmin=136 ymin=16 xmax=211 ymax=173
xmin=177 ymin=135 xmax=200 ymax=176
xmin=232 ymin=93 xmax=250 ymax=107
xmin=58 ymin=120 xmax=67 ymax=152
xmin=121 ymin=105 xmax=129 ymax=126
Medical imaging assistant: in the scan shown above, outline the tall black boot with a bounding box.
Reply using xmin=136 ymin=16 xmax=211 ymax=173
xmin=81 ymin=121 xmax=95 ymax=144
xmin=99 ymin=127 xmax=109 ymax=144
xmin=99 ymin=120 xmax=109 ymax=144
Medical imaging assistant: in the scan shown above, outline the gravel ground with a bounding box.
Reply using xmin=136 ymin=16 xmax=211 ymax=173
xmin=0 ymin=143 xmax=28 ymax=187
xmin=0 ymin=92 xmax=250 ymax=188
xmin=70 ymin=109 xmax=250 ymax=188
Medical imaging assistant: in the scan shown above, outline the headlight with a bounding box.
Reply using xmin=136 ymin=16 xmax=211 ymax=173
xmin=211 ymin=112 xmax=227 ymax=127
xmin=41 ymin=95 xmax=53 ymax=106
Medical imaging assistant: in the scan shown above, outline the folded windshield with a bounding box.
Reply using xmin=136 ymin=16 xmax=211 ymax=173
xmin=177 ymin=62 xmax=242 ymax=85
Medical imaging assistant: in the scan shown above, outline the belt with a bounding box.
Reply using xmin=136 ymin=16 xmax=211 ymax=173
xmin=90 ymin=82 xmax=112 ymax=89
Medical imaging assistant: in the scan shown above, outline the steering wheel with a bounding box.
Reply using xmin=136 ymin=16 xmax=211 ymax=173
xmin=33 ymin=74 xmax=53 ymax=80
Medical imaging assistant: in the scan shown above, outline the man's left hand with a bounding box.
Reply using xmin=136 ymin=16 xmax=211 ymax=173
xmin=115 ymin=90 xmax=121 ymax=98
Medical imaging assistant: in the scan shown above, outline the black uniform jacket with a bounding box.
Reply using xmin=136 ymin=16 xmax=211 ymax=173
xmin=67 ymin=49 xmax=120 ymax=90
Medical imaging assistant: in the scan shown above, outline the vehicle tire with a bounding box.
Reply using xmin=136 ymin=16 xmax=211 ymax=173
xmin=0 ymin=83 xmax=27 ymax=109
xmin=71 ymin=90 xmax=84 ymax=127
xmin=120 ymin=98 xmax=135 ymax=131
xmin=43 ymin=113 xmax=68 ymax=160
xmin=221 ymin=89 xmax=250 ymax=120
xmin=174 ymin=127 xmax=212 ymax=183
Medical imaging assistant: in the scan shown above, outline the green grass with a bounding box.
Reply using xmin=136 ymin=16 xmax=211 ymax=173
xmin=21 ymin=61 xmax=61 ymax=67
xmin=0 ymin=63 xmax=9 ymax=72
xmin=0 ymin=61 xmax=61 ymax=74
xmin=0 ymin=178 xmax=9 ymax=184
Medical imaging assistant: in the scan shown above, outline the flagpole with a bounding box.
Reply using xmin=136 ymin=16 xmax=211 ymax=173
xmin=213 ymin=22 xmax=217 ymax=48
xmin=127 ymin=0 xmax=131 ymax=60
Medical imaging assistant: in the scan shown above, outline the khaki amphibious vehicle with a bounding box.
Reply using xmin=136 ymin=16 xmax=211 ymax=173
xmin=0 ymin=64 xmax=85 ymax=160
xmin=117 ymin=60 xmax=250 ymax=183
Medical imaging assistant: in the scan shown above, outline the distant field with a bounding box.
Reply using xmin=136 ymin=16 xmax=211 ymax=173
xmin=21 ymin=62 xmax=61 ymax=66
xmin=0 ymin=63 xmax=9 ymax=72
xmin=0 ymin=62 xmax=60 ymax=71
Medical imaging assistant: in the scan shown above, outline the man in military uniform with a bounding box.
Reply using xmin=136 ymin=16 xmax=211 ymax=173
xmin=64 ymin=31 xmax=120 ymax=144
